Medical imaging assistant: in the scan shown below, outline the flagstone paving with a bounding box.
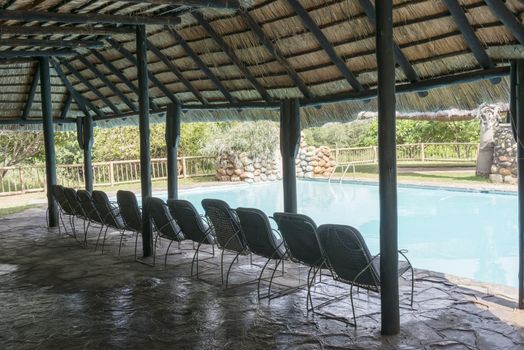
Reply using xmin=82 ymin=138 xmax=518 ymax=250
xmin=0 ymin=207 xmax=523 ymax=349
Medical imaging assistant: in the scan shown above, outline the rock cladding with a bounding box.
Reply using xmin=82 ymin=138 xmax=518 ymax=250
xmin=489 ymin=124 xmax=517 ymax=184
xmin=215 ymin=135 xmax=337 ymax=183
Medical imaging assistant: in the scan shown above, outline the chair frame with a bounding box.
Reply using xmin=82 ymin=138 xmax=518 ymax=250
xmin=92 ymin=191 xmax=125 ymax=254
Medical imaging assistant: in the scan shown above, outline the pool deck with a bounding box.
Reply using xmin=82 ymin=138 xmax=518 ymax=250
xmin=0 ymin=207 xmax=523 ymax=349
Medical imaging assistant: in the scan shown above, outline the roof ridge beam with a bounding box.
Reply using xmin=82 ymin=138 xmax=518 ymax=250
xmin=50 ymin=58 xmax=104 ymax=119
xmin=76 ymin=55 xmax=139 ymax=112
xmin=112 ymin=0 xmax=240 ymax=9
xmin=167 ymin=26 xmax=236 ymax=103
xmin=0 ymin=50 xmax=75 ymax=58
xmin=443 ymin=0 xmax=494 ymax=69
xmin=21 ymin=64 xmax=40 ymax=120
xmin=484 ymin=0 xmax=524 ymax=45
xmin=0 ymin=9 xmax=181 ymax=26
xmin=192 ymin=11 xmax=274 ymax=102
xmin=0 ymin=38 xmax=104 ymax=49
xmin=288 ymin=0 xmax=364 ymax=92
xmin=58 ymin=58 xmax=120 ymax=114
xmin=146 ymin=40 xmax=208 ymax=105
xmin=89 ymin=49 xmax=160 ymax=111
xmin=106 ymin=38 xmax=180 ymax=105
xmin=238 ymin=8 xmax=314 ymax=100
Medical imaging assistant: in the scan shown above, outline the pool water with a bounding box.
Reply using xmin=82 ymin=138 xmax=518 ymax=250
xmin=166 ymin=180 xmax=518 ymax=288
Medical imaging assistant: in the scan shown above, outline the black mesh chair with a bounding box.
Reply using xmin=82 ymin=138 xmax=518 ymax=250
xmin=236 ymin=207 xmax=287 ymax=299
xmin=77 ymin=190 xmax=104 ymax=246
xmin=63 ymin=187 xmax=87 ymax=242
xmin=202 ymin=199 xmax=249 ymax=287
xmin=146 ymin=197 xmax=185 ymax=266
xmin=317 ymin=224 xmax=414 ymax=327
xmin=272 ymin=212 xmax=328 ymax=310
xmin=92 ymin=190 xmax=125 ymax=253
xmin=51 ymin=185 xmax=75 ymax=236
xmin=116 ymin=190 xmax=143 ymax=258
xmin=168 ymin=199 xmax=215 ymax=277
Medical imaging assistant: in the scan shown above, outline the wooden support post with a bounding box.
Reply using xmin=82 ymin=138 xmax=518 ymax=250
xmin=166 ymin=103 xmax=181 ymax=200
xmin=76 ymin=116 xmax=94 ymax=191
xmin=280 ymin=98 xmax=300 ymax=213
xmin=376 ymin=0 xmax=400 ymax=335
xmin=137 ymin=25 xmax=153 ymax=257
xmin=516 ymin=59 xmax=524 ymax=309
xmin=39 ymin=56 xmax=58 ymax=228
xmin=182 ymin=157 xmax=187 ymax=178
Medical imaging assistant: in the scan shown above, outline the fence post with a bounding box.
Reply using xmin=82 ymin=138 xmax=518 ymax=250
xmin=109 ymin=162 xmax=115 ymax=186
xmin=373 ymin=146 xmax=378 ymax=163
xmin=19 ymin=167 xmax=25 ymax=193
xmin=335 ymin=146 xmax=339 ymax=163
xmin=181 ymin=157 xmax=188 ymax=178
xmin=420 ymin=143 xmax=425 ymax=162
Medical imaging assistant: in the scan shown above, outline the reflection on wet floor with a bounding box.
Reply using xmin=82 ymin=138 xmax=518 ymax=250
xmin=0 ymin=207 xmax=523 ymax=349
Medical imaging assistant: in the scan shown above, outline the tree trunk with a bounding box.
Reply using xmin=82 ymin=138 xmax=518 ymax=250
xmin=476 ymin=104 xmax=504 ymax=176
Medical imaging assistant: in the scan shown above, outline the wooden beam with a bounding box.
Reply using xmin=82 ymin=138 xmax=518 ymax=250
xmin=166 ymin=103 xmax=181 ymax=201
xmin=50 ymin=58 xmax=104 ymax=119
xmin=443 ymin=0 xmax=494 ymax=69
xmin=484 ymin=0 xmax=524 ymax=45
xmin=60 ymin=93 xmax=73 ymax=119
xmin=21 ymin=64 xmax=40 ymax=120
xmin=280 ymin=98 xmax=300 ymax=213
xmin=147 ymin=40 xmax=208 ymax=104
xmin=89 ymin=49 xmax=160 ymax=111
xmin=0 ymin=118 xmax=76 ymax=124
xmin=0 ymin=50 xmax=75 ymax=58
xmin=193 ymin=11 xmax=273 ymax=102
xmin=357 ymin=0 xmax=419 ymax=84
xmin=107 ymin=38 xmax=179 ymax=104
xmin=167 ymin=27 xmax=236 ymax=103
xmin=0 ymin=38 xmax=104 ymax=49
xmin=239 ymin=9 xmax=314 ymax=99
xmin=0 ymin=24 xmax=134 ymax=36
xmin=117 ymin=0 xmax=239 ymax=8
xmin=59 ymin=58 xmax=120 ymax=114
xmin=0 ymin=58 xmax=36 ymax=65
xmin=76 ymin=55 xmax=138 ymax=112
xmin=288 ymin=0 xmax=363 ymax=92
xmin=0 ymin=10 xmax=181 ymax=26
xmin=376 ymin=0 xmax=399 ymax=336
xmin=516 ymin=59 xmax=524 ymax=310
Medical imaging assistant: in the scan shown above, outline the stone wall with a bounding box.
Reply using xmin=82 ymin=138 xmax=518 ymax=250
xmin=215 ymin=152 xmax=281 ymax=183
xmin=295 ymin=144 xmax=336 ymax=178
xmin=489 ymin=124 xmax=517 ymax=184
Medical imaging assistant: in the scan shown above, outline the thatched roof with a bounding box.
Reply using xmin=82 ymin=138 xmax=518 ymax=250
xmin=0 ymin=0 xmax=522 ymax=129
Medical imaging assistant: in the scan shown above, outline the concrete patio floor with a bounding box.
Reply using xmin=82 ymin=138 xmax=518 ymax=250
xmin=0 ymin=208 xmax=523 ymax=349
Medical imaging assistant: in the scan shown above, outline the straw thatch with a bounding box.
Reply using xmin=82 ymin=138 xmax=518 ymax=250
xmin=0 ymin=0 xmax=522 ymax=130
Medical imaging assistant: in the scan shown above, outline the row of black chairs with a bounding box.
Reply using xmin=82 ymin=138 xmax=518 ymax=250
xmin=51 ymin=185 xmax=413 ymax=327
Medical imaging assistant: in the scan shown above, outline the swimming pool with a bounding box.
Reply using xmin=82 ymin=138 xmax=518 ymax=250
xmin=164 ymin=180 xmax=518 ymax=288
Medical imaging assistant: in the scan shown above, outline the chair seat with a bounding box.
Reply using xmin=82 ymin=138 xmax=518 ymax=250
xmin=371 ymin=258 xmax=411 ymax=278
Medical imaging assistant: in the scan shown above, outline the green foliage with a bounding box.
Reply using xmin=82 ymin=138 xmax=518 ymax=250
xmin=201 ymin=121 xmax=279 ymax=158
xmin=303 ymin=121 xmax=372 ymax=148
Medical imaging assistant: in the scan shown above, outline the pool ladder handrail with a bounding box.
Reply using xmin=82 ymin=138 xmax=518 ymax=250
xmin=328 ymin=162 xmax=356 ymax=184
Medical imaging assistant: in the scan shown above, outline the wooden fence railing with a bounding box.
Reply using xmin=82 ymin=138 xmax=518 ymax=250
xmin=0 ymin=156 xmax=216 ymax=196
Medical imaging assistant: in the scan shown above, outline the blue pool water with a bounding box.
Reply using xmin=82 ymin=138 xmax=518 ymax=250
xmin=167 ymin=180 xmax=518 ymax=288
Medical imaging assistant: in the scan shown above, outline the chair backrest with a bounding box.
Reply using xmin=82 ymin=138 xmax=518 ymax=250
xmin=201 ymin=199 xmax=246 ymax=253
xmin=273 ymin=212 xmax=324 ymax=267
xmin=92 ymin=190 xmax=123 ymax=228
xmin=63 ymin=187 xmax=83 ymax=217
xmin=237 ymin=207 xmax=285 ymax=259
xmin=317 ymin=224 xmax=380 ymax=292
xmin=52 ymin=185 xmax=74 ymax=215
xmin=167 ymin=199 xmax=213 ymax=244
xmin=117 ymin=190 xmax=142 ymax=232
xmin=146 ymin=197 xmax=183 ymax=241
xmin=77 ymin=190 xmax=102 ymax=223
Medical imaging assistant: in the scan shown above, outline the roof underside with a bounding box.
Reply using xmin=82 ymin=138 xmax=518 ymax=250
xmin=0 ymin=0 xmax=522 ymax=128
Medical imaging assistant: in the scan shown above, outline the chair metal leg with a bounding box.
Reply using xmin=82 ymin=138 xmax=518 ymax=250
xmin=153 ymin=233 xmax=159 ymax=267
xmin=164 ymin=240 xmax=174 ymax=267
xmin=134 ymin=231 xmax=140 ymax=261
xmin=350 ymin=282 xmax=357 ymax=328
xmin=220 ymin=249 xmax=226 ymax=285
xmin=101 ymin=226 xmax=109 ymax=254
xmin=191 ymin=241 xmax=204 ymax=277
xmin=225 ymin=250 xmax=242 ymax=288
xmin=118 ymin=229 xmax=126 ymax=257
xmin=83 ymin=221 xmax=91 ymax=247
xmin=265 ymin=258 xmax=284 ymax=300
xmin=256 ymin=256 xmax=274 ymax=300
xmin=410 ymin=266 xmax=414 ymax=307
xmin=94 ymin=225 xmax=105 ymax=251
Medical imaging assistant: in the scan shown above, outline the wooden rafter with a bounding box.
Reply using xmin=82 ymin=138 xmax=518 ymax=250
xmin=484 ymin=0 xmax=524 ymax=45
xmin=0 ymin=50 xmax=75 ymax=58
xmin=0 ymin=9 xmax=181 ymax=26
xmin=146 ymin=40 xmax=208 ymax=104
xmin=443 ymin=0 xmax=494 ymax=69
xmin=239 ymin=9 xmax=314 ymax=100
xmin=0 ymin=38 xmax=104 ymax=49
xmin=288 ymin=0 xmax=364 ymax=92
xmin=21 ymin=65 xmax=40 ymax=120
xmin=0 ymin=25 xmax=134 ymax=36
xmin=60 ymin=93 xmax=74 ymax=119
xmin=193 ymin=11 xmax=273 ymax=102
xmin=50 ymin=58 xmax=103 ymax=118
xmin=76 ymin=55 xmax=138 ymax=112
xmin=115 ymin=0 xmax=239 ymax=8
xmin=168 ymin=27 xmax=236 ymax=103
xmin=106 ymin=38 xmax=180 ymax=105
xmin=59 ymin=58 xmax=120 ymax=114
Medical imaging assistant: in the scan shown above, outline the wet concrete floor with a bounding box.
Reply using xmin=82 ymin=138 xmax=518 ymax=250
xmin=0 ymin=207 xmax=523 ymax=349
